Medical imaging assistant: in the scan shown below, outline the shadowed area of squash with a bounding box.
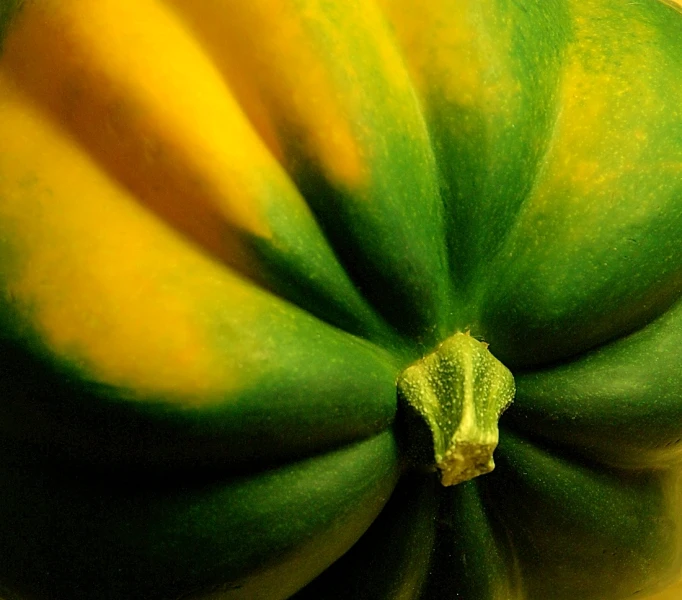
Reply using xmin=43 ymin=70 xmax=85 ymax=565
xmin=1 ymin=1 xmax=682 ymax=600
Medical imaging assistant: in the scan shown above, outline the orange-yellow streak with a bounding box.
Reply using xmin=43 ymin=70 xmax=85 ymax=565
xmin=1 ymin=0 xmax=300 ymax=253
xmin=0 ymin=74 xmax=258 ymax=403
xmin=166 ymin=0 xmax=374 ymax=188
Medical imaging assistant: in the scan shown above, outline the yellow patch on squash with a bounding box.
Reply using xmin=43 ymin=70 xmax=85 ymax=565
xmin=164 ymin=0 xmax=371 ymax=189
xmin=378 ymin=0 xmax=520 ymax=117
xmin=0 ymin=74 xmax=257 ymax=404
xmin=531 ymin=1 xmax=665 ymax=212
xmin=0 ymin=0 xmax=305 ymax=244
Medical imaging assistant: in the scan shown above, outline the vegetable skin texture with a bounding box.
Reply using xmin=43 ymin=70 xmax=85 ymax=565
xmin=1 ymin=0 xmax=682 ymax=599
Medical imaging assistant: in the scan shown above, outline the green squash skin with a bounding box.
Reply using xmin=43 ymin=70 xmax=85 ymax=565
xmin=0 ymin=296 xmax=403 ymax=470
xmin=410 ymin=0 xmax=682 ymax=366
xmin=511 ymin=296 xmax=682 ymax=469
xmin=2 ymin=1 xmax=682 ymax=600
xmin=292 ymin=474 xmax=441 ymax=600
xmin=0 ymin=0 xmax=21 ymax=52
xmin=0 ymin=432 xmax=400 ymax=600
xmin=483 ymin=433 xmax=682 ymax=600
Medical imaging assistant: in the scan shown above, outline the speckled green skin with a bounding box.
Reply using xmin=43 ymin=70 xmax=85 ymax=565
xmin=1 ymin=1 xmax=682 ymax=599
xmin=398 ymin=333 xmax=514 ymax=486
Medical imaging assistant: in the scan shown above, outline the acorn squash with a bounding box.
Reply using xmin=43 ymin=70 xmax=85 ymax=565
xmin=1 ymin=1 xmax=682 ymax=599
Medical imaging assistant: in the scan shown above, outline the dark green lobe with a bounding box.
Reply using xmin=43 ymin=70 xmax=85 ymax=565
xmin=420 ymin=480 xmax=522 ymax=600
xmin=421 ymin=1 xmax=571 ymax=313
xmin=0 ymin=431 xmax=400 ymax=600
xmin=508 ymin=296 xmax=682 ymax=469
xmin=293 ymin=474 xmax=438 ymax=600
xmin=484 ymin=431 xmax=682 ymax=600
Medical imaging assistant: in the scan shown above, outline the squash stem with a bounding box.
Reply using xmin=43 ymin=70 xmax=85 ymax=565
xmin=397 ymin=332 xmax=515 ymax=486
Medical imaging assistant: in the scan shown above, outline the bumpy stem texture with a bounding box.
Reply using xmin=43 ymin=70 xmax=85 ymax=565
xmin=398 ymin=332 xmax=515 ymax=486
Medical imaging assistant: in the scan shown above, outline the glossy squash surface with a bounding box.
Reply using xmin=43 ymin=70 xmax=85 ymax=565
xmin=1 ymin=1 xmax=682 ymax=599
